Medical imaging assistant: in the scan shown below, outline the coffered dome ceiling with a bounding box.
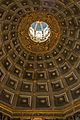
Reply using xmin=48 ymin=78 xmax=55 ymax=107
xmin=0 ymin=0 xmax=80 ymax=119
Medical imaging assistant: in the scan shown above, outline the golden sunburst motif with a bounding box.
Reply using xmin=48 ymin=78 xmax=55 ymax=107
xmin=18 ymin=12 xmax=61 ymax=54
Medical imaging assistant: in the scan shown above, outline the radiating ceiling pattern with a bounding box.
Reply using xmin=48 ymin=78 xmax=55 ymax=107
xmin=0 ymin=0 xmax=80 ymax=119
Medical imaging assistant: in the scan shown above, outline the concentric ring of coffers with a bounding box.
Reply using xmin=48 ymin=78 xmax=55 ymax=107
xmin=0 ymin=0 xmax=80 ymax=118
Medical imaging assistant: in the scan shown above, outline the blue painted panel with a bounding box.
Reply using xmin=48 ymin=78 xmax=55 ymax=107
xmin=36 ymin=23 xmax=42 ymax=31
xmin=42 ymin=22 xmax=47 ymax=29
xmin=31 ymin=22 xmax=36 ymax=29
